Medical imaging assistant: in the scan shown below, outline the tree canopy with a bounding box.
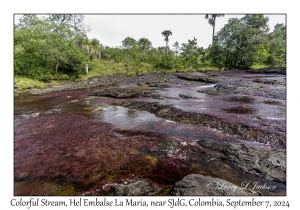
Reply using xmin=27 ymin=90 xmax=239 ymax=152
xmin=14 ymin=14 xmax=91 ymax=79
xmin=205 ymin=14 xmax=284 ymax=69
xmin=14 ymin=14 xmax=286 ymax=82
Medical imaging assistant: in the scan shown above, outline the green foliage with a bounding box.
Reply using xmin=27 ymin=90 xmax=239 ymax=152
xmin=162 ymin=30 xmax=172 ymax=55
xmin=14 ymin=14 xmax=89 ymax=78
xmin=180 ymin=37 xmax=204 ymax=68
xmin=77 ymin=59 xmax=155 ymax=80
xmin=206 ymin=15 xmax=275 ymax=69
xmin=14 ymin=14 xmax=285 ymax=88
xmin=155 ymin=55 xmax=176 ymax=70
xmin=14 ymin=76 xmax=49 ymax=90
xmin=265 ymin=23 xmax=286 ymax=66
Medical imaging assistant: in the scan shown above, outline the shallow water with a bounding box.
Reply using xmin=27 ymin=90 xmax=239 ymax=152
xmin=14 ymin=72 xmax=286 ymax=196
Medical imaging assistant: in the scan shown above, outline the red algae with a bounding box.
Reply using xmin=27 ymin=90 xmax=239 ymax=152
xmin=14 ymin=70 xmax=286 ymax=196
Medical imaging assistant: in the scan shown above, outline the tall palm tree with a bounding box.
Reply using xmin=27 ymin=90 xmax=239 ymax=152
xmin=162 ymin=30 xmax=172 ymax=55
xmin=205 ymin=14 xmax=225 ymax=44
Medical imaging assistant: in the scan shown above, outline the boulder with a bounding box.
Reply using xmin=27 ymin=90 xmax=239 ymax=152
xmin=170 ymin=174 xmax=254 ymax=196
xmin=197 ymin=139 xmax=286 ymax=183
xmin=179 ymin=94 xmax=194 ymax=99
xmin=176 ymin=73 xmax=219 ymax=83
xmin=113 ymin=178 xmax=161 ymax=196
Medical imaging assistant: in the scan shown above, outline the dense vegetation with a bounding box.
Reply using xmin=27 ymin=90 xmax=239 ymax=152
xmin=14 ymin=14 xmax=286 ymax=87
xmin=207 ymin=15 xmax=286 ymax=69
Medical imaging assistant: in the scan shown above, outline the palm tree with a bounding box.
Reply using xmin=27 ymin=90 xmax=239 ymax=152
xmin=162 ymin=30 xmax=172 ymax=55
xmin=205 ymin=14 xmax=224 ymax=44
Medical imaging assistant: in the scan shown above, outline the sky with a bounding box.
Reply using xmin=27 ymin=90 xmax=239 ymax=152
xmin=83 ymin=14 xmax=286 ymax=49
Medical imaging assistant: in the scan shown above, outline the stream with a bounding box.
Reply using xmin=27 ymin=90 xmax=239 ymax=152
xmin=14 ymin=70 xmax=286 ymax=196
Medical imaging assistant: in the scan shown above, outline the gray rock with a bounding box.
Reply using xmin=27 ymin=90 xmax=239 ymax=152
xmin=176 ymin=73 xmax=219 ymax=83
xmin=141 ymin=91 xmax=161 ymax=98
xmin=114 ymin=101 xmax=285 ymax=147
xmin=113 ymin=178 xmax=161 ymax=196
xmin=170 ymin=174 xmax=254 ymax=196
xmin=197 ymin=139 xmax=286 ymax=183
xmin=246 ymin=67 xmax=286 ymax=75
xmin=253 ymin=79 xmax=280 ymax=85
xmin=89 ymin=87 xmax=143 ymax=98
xmin=179 ymin=94 xmax=194 ymax=99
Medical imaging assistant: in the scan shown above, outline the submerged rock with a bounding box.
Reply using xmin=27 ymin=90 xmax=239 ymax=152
xmin=113 ymin=178 xmax=161 ymax=196
xmin=89 ymin=87 xmax=144 ymax=98
xmin=114 ymin=101 xmax=286 ymax=147
xmin=197 ymin=139 xmax=286 ymax=183
xmin=170 ymin=174 xmax=254 ymax=196
xmin=210 ymin=80 xmax=285 ymax=100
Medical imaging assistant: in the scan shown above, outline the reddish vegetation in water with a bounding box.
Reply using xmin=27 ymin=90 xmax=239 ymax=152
xmin=14 ymin=70 xmax=286 ymax=195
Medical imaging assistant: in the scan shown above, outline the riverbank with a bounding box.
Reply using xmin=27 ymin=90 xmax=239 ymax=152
xmin=14 ymin=67 xmax=285 ymax=97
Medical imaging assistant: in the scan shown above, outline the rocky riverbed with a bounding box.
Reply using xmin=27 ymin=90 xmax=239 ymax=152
xmin=14 ymin=67 xmax=286 ymax=196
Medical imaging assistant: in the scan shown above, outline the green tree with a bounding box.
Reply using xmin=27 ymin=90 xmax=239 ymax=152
xmin=205 ymin=14 xmax=225 ymax=44
xmin=161 ymin=30 xmax=172 ymax=55
xmin=265 ymin=23 xmax=286 ymax=66
xmin=14 ymin=14 xmax=89 ymax=79
xmin=81 ymin=37 xmax=103 ymax=60
xmin=181 ymin=37 xmax=202 ymax=68
xmin=208 ymin=15 xmax=269 ymax=69
xmin=173 ymin=41 xmax=180 ymax=56
xmin=122 ymin=37 xmax=137 ymax=62
xmin=47 ymin=14 xmax=89 ymax=34
xmin=137 ymin=38 xmax=152 ymax=62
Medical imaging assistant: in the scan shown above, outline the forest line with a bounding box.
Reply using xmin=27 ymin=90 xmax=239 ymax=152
xmin=14 ymin=14 xmax=286 ymax=89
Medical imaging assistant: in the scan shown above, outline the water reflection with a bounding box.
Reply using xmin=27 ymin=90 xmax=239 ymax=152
xmin=91 ymin=105 xmax=160 ymax=130
xmin=14 ymin=76 xmax=286 ymax=196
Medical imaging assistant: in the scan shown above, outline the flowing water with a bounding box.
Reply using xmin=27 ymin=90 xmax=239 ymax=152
xmin=14 ymin=72 xmax=286 ymax=196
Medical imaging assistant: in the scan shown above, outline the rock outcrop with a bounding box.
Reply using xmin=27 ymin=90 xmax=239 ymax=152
xmin=246 ymin=67 xmax=286 ymax=75
xmin=113 ymin=178 xmax=161 ymax=196
xmin=170 ymin=174 xmax=254 ymax=196
xmin=253 ymin=78 xmax=280 ymax=85
xmin=176 ymin=73 xmax=219 ymax=83
xmin=89 ymin=87 xmax=144 ymax=98
xmin=114 ymin=101 xmax=286 ymax=147
xmin=197 ymin=139 xmax=286 ymax=183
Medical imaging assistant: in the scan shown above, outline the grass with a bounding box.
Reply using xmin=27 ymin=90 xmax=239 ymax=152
xmin=77 ymin=60 xmax=221 ymax=81
xmin=15 ymin=60 xmax=258 ymax=92
xmin=14 ymin=76 xmax=48 ymax=91
xmin=14 ymin=76 xmax=64 ymax=92
xmin=250 ymin=64 xmax=269 ymax=69
xmin=77 ymin=60 xmax=157 ymax=81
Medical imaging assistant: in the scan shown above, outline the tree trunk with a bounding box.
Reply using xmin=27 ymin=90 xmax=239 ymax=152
xmin=55 ymin=59 xmax=59 ymax=74
xmin=85 ymin=63 xmax=89 ymax=74
xmin=166 ymin=41 xmax=168 ymax=55
xmin=212 ymin=25 xmax=215 ymax=44
xmin=225 ymin=50 xmax=229 ymax=67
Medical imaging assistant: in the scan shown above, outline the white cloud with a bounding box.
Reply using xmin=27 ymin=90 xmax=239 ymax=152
xmin=84 ymin=14 xmax=286 ymax=49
